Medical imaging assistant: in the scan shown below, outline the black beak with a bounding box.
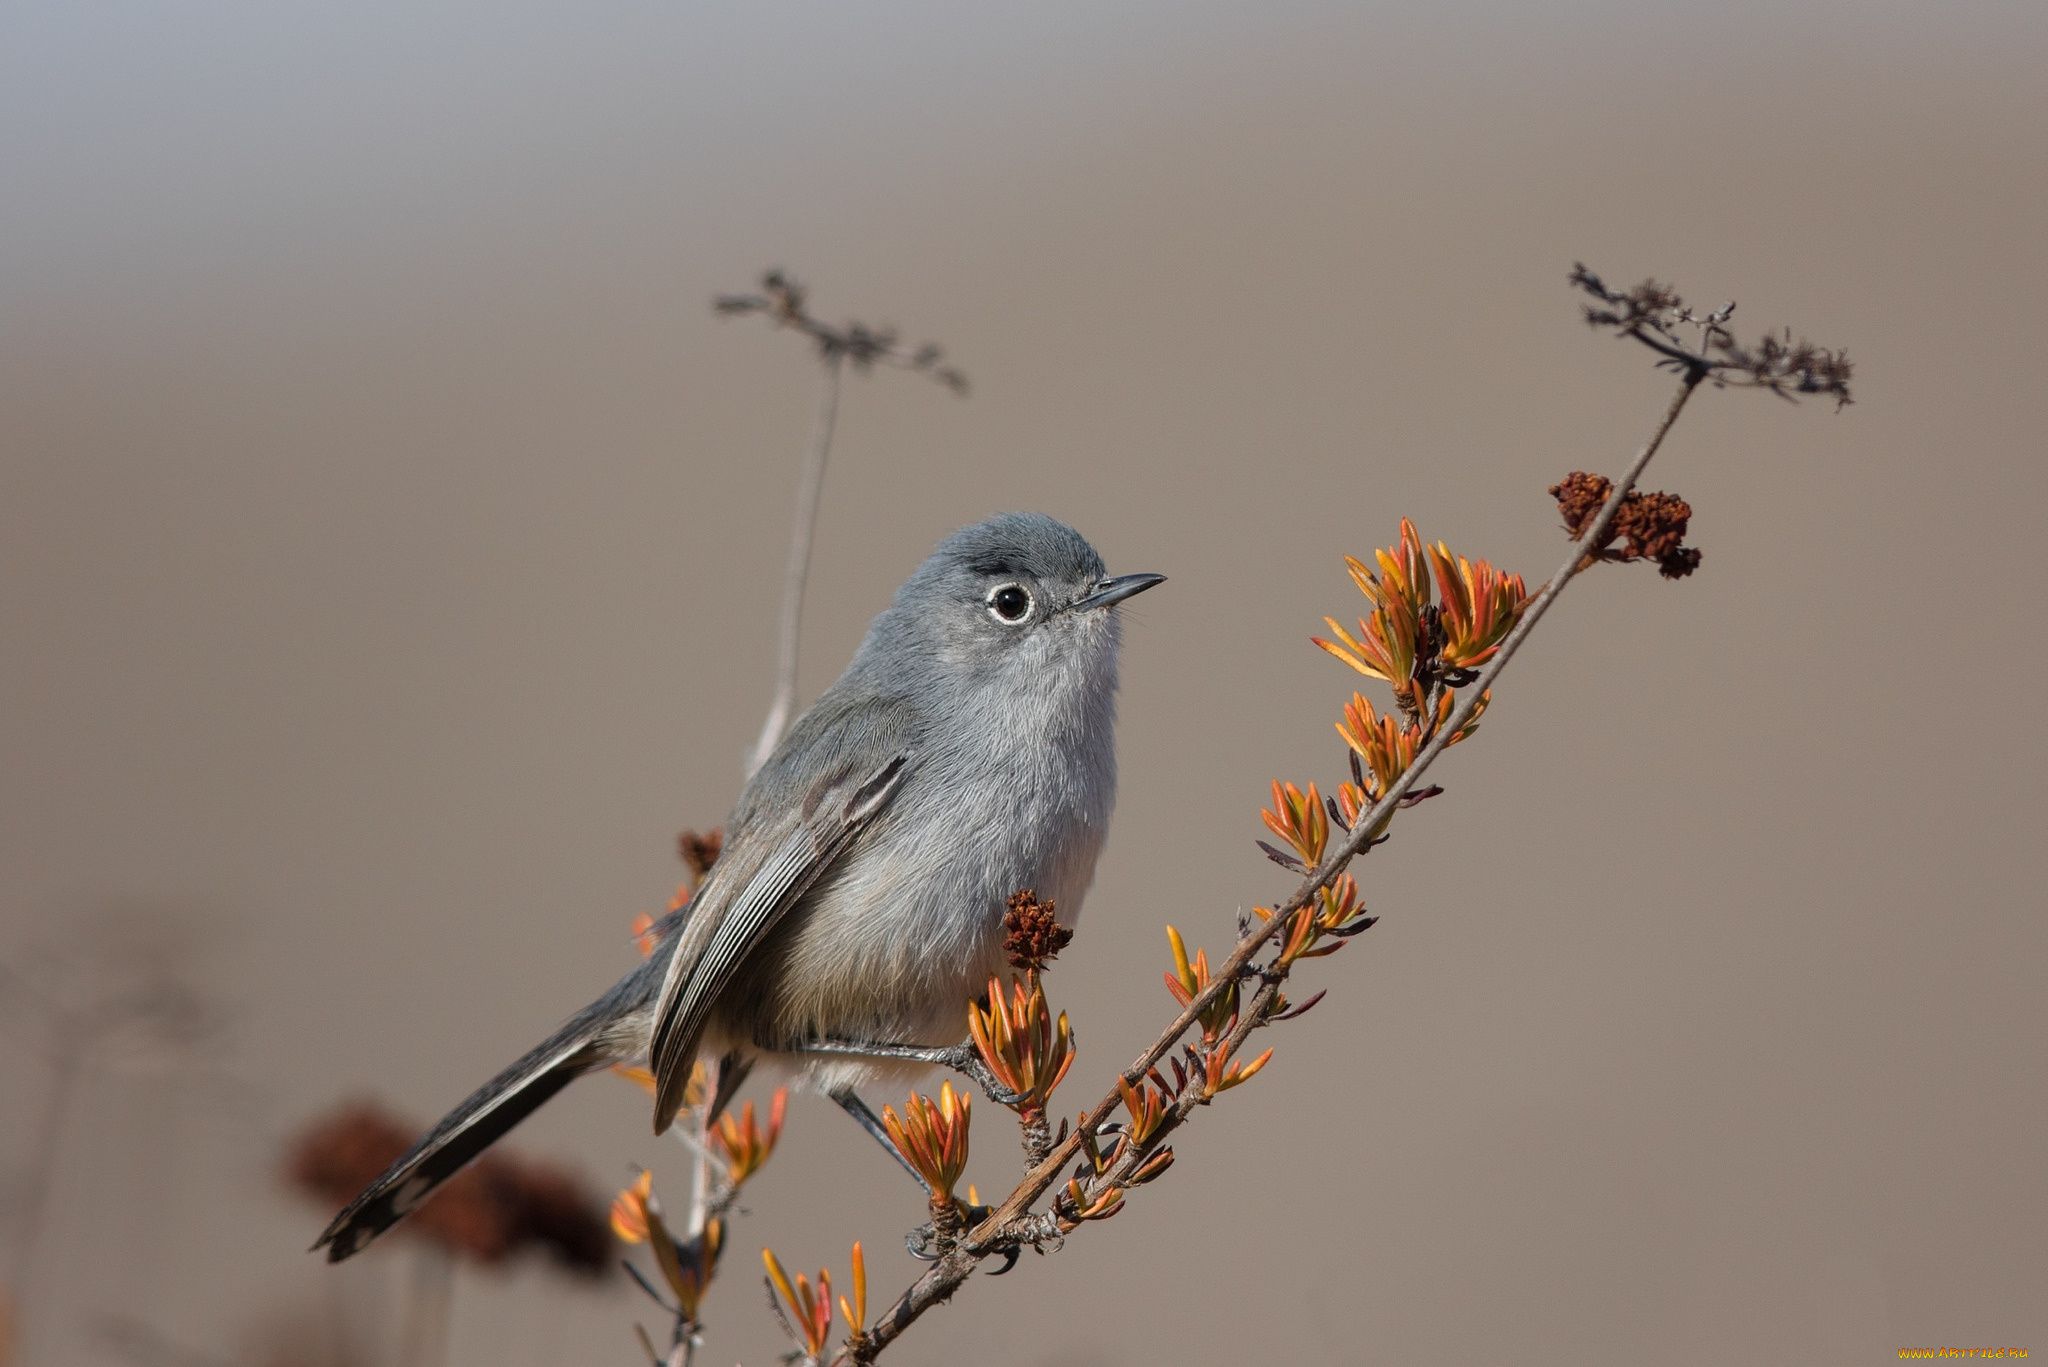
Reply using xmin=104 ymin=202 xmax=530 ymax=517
xmin=1070 ymin=573 xmax=1166 ymax=612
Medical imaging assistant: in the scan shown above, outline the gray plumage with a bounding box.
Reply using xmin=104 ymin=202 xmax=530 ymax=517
xmin=314 ymin=512 xmax=1160 ymax=1261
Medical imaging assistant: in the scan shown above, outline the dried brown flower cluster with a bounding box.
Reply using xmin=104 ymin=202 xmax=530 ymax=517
xmin=1002 ymin=889 xmax=1072 ymax=971
xmin=676 ymin=827 xmax=723 ymax=884
xmin=1550 ymin=471 xmax=1703 ymax=578
xmin=288 ymin=1102 xmax=609 ymax=1273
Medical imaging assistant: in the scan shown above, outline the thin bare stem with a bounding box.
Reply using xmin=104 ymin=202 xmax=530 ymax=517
xmin=90 ymin=1313 xmax=237 ymax=1367
xmin=834 ymin=365 xmax=1708 ymax=1365
xmin=685 ymin=1100 xmax=714 ymax=1240
xmin=5 ymin=1035 xmax=81 ymax=1305
xmin=749 ymin=350 xmax=845 ymax=778
xmin=396 ymin=1243 xmax=453 ymax=1367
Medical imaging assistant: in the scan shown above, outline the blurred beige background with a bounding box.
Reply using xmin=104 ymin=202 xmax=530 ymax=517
xmin=3 ymin=2 xmax=2044 ymax=1364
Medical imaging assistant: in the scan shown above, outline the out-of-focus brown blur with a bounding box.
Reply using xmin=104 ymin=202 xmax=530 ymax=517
xmin=3 ymin=4 xmax=2043 ymax=1364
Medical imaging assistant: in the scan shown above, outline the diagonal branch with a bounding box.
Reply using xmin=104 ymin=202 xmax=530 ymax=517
xmin=837 ymin=364 xmax=1709 ymax=1363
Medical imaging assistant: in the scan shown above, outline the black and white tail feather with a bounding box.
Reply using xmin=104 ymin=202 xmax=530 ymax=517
xmin=309 ymin=924 xmax=679 ymax=1263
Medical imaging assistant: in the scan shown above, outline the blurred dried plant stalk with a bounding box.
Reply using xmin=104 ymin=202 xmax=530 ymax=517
xmin=717 ymin=271 xmax=970 ymax=777
xmin=1568 ymin=262 xmax=1852 ymax=407
xmin=714 ymin=270 xmax=969 ymax=393
xmin=1 ymin=917 xmax=239 ymax=1359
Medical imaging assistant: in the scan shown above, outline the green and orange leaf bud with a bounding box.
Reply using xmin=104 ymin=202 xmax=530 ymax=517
xmin=968 ymin=973 xmax=1074 ymax=1121
xmin=1443 ymin=686 xmax=1491 ymax=745
xmin=1337 ymin=692 xmax=1420 ymax=801
xmin=1262 ymin=780 xmax=1329 ymax=867
xmin=1317 ymin=527 xmax=1525 ymax=723
xmin=1427 ymin=542 xmax=1527 ymax=669
xmin=1278 ymin=904 xmax=1321 ymax=966
xmin=709 ymin=1089 xmax=787 ymax=1186
xmin=1289 ymin=872 xmax=1370 ymax=960
xmin=763 ymin=1248 xmax=833 ymax=1358
xmin=1314 ymin=605 xmax=1420 ymax=709
xmin=670 ymin=1216 xmax=721 ymax=1321
xmin=1380 ymin=518 xmax=1435 ymax=616
xmin=1198 ymin=1040 xmax=1274 ymax=1097
xmin=1117 ymin=1076 xmax=1172 ymax=1146
xmin=1163 ymin=925 xmax=1239 ymax=1045
xmin=837 ymin=1241 xmax=867 ymax=1341
xmin=1058 ymin=1178 xmax=1126 ymax=1230
xmin=1317 ymin=872 xmax=1359 ymax=928
xmin=620 ymin=1172 xmax=720 ymax=1323
xmin=882 ymin=1081 xmax=972 ymax=1203
xmin=609 ymin=1169 xmax=653 ymax=1244
xmin=1076 ymin=1113 xmax=1113 ymax=1178
xmin=1314 ymin=520 xmax=1440 ymax=709
xmin=1129 ymin=1145 xmax=1176 ymax=1185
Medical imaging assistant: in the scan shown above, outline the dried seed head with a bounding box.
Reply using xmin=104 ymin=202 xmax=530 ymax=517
xmin=1549 ymin=472 xmax=1702 ymax=578
xmin=677 ymin=828 xmax=723 ymax=880
xmin=1569 ymin=262 xmax=1852 ymax=408
xmin=1550 ymin=471 xmax=1613 ymax=540
xmin=1003 ymin=889 xmax=1073 ymax=972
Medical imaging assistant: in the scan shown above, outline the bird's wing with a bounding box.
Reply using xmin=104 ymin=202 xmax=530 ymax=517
xmin=646 ymin=747 xmax=913 ymax=1131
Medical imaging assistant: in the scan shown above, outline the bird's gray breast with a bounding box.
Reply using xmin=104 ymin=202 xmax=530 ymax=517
xmin=726 ymin=637 xmax=1120 ymax=1051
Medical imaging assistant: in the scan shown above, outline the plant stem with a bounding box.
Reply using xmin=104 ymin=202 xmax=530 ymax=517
xmin=924 ymin=1195 xmax=963 ymax=1257
xmin=685 ymin=1100 xmax=712 ymax=1240
xmin=6 ymin=1032 xmax=83 ymax=1346
xmin=748 ymin=350 xmax=845 ymax=778
xmin=1019 ymin=1112 xmax=1053 ymax=1169
xmin=397 ymin=1244 xmax=453 ymax=1367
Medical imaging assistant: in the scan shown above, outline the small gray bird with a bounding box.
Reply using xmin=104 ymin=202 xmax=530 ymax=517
xmin=315 ymin=512 xmax=1162 ymax=1261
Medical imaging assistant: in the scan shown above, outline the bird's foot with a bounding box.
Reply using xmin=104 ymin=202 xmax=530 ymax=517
xmin=906 ymin=1205 xmax=1061 ymax=1274
xmin=905 ymin=1199 xmax=993 ymax=1263
xmin=801 ymin=1036 xmax=1026 ymax=1108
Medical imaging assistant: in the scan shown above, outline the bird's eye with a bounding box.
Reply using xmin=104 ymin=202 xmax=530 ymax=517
xmin=986 ymin=583 xmax=1034 ymax=623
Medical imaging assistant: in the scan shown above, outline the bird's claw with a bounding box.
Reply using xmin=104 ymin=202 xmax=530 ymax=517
xmin=808 ymin=1037 xmax=1026 ymax=1107
xmin=904 ymin=1202 xmax=994 ymax=1262
xmin=931 ymin=1044 xmax=1027 ymax=1108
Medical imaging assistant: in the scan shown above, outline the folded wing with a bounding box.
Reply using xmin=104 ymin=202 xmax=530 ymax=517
xmin=646 ymin=749 xmax=912 ymax=1132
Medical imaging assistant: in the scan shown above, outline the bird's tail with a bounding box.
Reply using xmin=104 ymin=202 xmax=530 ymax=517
xmin=310 ymin=1010 xmax=602 ymax=1261
xmin=311 ymin=953 xmax=668 ymax=1263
